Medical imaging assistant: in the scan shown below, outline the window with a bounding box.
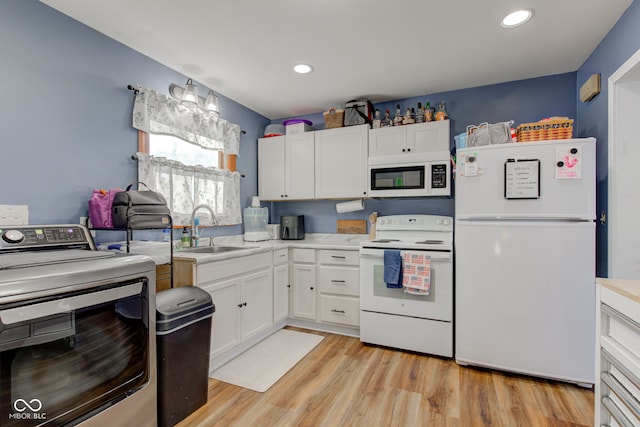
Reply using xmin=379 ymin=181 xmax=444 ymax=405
xmin=136 ymin=131 xmax=241 ymax=227
xmin=130 ymin=86 xmax=242 ymax=227
xmin=148 ymin=133 xmax=220 ymax=168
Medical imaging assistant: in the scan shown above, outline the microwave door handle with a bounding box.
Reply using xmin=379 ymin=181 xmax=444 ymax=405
xmin=0 ymin=282 xmax=143 ymax=325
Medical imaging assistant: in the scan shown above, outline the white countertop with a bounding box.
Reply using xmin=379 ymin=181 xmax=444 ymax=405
xmin=173 ymin=233 xmax=368 ymax=264
xmin=597 ymin=277 xmax=640 ymax=305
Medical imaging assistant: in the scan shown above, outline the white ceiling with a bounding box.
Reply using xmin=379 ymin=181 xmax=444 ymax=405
xmin=41 ymin=0 xmax=632 ymax=120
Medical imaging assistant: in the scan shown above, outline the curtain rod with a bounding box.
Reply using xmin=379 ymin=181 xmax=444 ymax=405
xmin=126 ymin=84 xmax=246 ymax=135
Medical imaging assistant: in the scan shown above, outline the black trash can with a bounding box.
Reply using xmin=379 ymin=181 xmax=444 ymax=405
xmin=156 ymin=287 xmax=214 ymax=427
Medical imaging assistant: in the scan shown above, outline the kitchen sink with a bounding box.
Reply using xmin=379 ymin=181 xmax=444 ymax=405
xmin=179 ymin=245 xmax=253 ymax=254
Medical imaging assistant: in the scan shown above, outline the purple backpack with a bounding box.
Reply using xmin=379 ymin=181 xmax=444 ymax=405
xmin=88 ymin=188 xmax=122 ymax=229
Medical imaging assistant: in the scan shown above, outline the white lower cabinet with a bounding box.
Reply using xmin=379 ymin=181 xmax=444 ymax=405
xmin=316 ymin=249 xmax=360 ymax=327
xmin=273 ymin=248 xmax=290 ymax=323
xmin=292 ymin=248 xmax=317 ymax=320
xmin=290 ymin=247 xmax=360 ymax=329
xmin=196 ymin=253 xmax=273 ymax=361
xmin=596 ymin=279 xmax=640 ymax=427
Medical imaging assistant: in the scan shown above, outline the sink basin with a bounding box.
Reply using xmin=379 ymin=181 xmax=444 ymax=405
xmin=179 ymin=245 xmax=251 ymax=254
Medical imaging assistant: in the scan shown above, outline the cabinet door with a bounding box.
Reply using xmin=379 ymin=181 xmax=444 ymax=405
xmin=315 ymin=125 xmax=368 ymax=198
xmin=406 ymin=120 xmax=450 ymax=154
xmin=273 ymin=263 xmax=289 ymax=323
xmin=369 ymin=126 xmax=406 ymax=157
xmin=285 ymin=132 xmax=315 ymax=199
xmin=200 ymin=278 xmax=241 ymax=359
xmin=240 ymin=268 xmax=274 ymax=341
xmin=258 ymin=136 xmax=286 ymax=201
xmin=292 ymin=263 xmax=316 ymax=320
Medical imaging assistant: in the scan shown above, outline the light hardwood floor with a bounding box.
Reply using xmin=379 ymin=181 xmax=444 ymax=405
xmin=177 ymin=327 xmax=594 ymax=427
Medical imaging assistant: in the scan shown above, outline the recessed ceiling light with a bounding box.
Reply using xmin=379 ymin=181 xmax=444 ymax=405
xmin=501 ymin=9 xmax=534 ymax=28
xmin=293 ymin=64 xmax=313 ymax=74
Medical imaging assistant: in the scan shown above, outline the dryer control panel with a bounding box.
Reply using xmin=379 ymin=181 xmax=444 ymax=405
xmin=0 ymin=225 xmax=93 ymax=251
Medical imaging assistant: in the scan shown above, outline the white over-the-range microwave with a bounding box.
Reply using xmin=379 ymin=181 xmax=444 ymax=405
xmin=368 ymin=155 xmax=451 ymax=197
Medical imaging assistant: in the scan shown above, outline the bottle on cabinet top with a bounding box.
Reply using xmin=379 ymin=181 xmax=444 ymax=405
xmin=435 ymin=101 xmax=448 ymax=121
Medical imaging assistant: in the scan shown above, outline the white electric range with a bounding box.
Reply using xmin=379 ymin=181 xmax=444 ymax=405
xmin=359 ymin=214 xmax=453 ymax=357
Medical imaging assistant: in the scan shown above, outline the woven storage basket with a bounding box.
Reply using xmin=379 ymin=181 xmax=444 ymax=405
xmin=323 ymin=108 xmax=344 ymax=129
xmin=516 ymin=118 xmax=574 ymax=142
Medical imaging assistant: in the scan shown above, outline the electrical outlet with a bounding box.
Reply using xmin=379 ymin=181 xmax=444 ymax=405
xmin=0 ymin=205 xmax=29 ymax=225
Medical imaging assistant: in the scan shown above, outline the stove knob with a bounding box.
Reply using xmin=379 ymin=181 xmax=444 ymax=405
xmin=2 ymin=229 xmax=25 ymax=244
xmin=436 ymin=219 xmax=443 ymax=225
xmin=443 ymin=219 xmax=451 ymax=225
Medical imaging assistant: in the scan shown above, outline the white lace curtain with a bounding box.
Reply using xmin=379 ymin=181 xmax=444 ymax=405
xmin=136 ymin=153 xmax=241 ymax=226
xmin=131 ymin=86 xmax=242 ymax=226
xmin=132 ymin=86 xmax=240 ymax=155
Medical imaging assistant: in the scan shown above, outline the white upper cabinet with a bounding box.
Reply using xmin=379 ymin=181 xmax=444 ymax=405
xmin=369 ymin=120 xmax=450 ymax=159
xmin=314 ymin=125 xmax=368 ymax=199
xmin=258 ymin=133 xmax=315 ymax=201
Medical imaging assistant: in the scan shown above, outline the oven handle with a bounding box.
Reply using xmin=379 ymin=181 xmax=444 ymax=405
xmin=359 ymin=248 xmax=451 ymax=260
xmin=0 ymin=281 xmax=143 ymax=325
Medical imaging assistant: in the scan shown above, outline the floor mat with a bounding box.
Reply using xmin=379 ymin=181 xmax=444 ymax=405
xmin=210 ymin=329 xmax=324 ymax=392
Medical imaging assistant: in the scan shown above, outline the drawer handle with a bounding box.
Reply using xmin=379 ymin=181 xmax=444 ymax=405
xmin=603 ymin=303 xmax=640 ymax=334
xmin=601 ymin=371 xmax=640 ymax=421
xmin=331 ymin=255 xmax=346 ymax=259
xmin=602 ymin=396 xmax=635 ymax=427
xmin=331 ymin=309 xmax=346 ymax=314
xmin=331 ymin=280 xmax=346 ymax=284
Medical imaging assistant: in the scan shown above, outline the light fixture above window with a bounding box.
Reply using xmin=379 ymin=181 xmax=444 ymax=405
xmin=169 ymin=78 xmax=220 ymax=116
xmin=293 ymin=64 xmax=313 ymax=74
xmin=501 ymin=9 xmax=534 ymax=28
xmin=182 ymin=78 xmax=198 ymax=104
xmin=204 ymin=90 xmax=220 ymax=115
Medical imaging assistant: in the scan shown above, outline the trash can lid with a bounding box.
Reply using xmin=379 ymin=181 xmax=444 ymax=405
xmin=156 ymin=287 xmax=214 ymax=322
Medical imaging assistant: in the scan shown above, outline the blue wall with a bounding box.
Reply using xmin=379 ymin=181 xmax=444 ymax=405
xmin=270 ymin=73 xmax=577 ymax=232
xmin=0 ymin=0 xmax=270 ymax=241
xmin=2 ymin=0 xmax=637 ymax=278
xmin=576 ymin=0 xmax=640 ymax=277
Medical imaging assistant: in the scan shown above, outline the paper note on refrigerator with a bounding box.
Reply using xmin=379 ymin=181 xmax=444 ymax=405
xmin=555 ymin=146 xmax=582 ymax=179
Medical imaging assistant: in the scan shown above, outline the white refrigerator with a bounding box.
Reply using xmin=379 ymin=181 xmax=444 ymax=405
xmin=454 ymin=138 xmax=596 ymax=385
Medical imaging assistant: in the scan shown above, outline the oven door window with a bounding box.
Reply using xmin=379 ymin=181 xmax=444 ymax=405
xmin=0 ymin=280 xmax=149 ymax=426
xmin=371 ymin=166 xmax=425 ymax=190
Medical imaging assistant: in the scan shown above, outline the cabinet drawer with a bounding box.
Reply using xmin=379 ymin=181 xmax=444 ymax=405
xmin=318 ymin=249 xmax=359 ymax=266
xmin=318 ymin=267 xmax=359 ymax=296
xmin=292 ymin=248 xmax=316 ymax=263
xmin=197 ymin=252 xmax=272 ymax=284
xmin=273 ymin=248 xmax=289 ymax=265
xmin=319 ymin=295 xmax=359 ymax=326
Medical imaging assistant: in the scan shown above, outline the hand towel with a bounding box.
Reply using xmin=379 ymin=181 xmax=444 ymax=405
xmin=384 ymin=250 xmax=403 ymax=288
xmin=401 ymin=251 xmax=431 ymax=295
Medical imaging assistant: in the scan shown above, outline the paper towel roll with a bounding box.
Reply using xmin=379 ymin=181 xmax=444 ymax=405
xmin=336 ymin=199 xmax=365 ymax=213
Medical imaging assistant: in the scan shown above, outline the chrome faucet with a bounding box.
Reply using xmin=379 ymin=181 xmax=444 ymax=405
xmin=190 ymin=204 xmax=218 ymax=247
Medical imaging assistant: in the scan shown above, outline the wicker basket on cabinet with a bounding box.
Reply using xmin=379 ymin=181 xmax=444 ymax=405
xmin=516 ymin=117 xmax=574 ymax=142
xmin=323 ymin=108 xmax=344 ymax=129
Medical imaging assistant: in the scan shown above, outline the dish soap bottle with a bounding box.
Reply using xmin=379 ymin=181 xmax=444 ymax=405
xmin=180 ymin=227 xmax=190 ymax=248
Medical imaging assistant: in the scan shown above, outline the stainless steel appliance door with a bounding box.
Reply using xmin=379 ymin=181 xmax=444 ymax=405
xmin=0 ymin=280 xmax=152 ymax=426
xmin=359 ymin=247 xmax=453 ymax=320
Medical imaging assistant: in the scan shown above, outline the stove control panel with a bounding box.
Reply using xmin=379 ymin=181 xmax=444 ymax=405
xmin=0 ymin=225 xmax=93 ymax=251
xmin=376 ymin=214 xmax=453 ymax=231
